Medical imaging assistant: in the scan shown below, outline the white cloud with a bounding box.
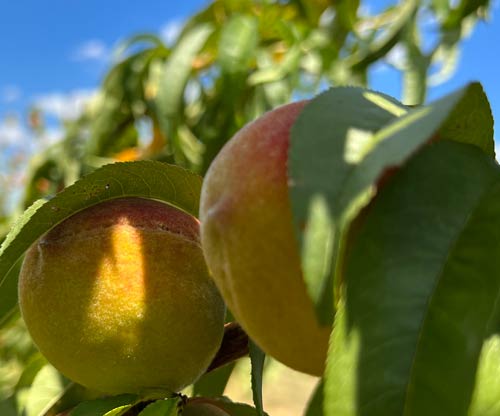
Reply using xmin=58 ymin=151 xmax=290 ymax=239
xmin=0 ymin=118 xmax=28 ymax=146
xmin=1 ymin=85 xmax=22 ymax=103
xmin=34 ymin=89 xmax=96 ymax=120
xmin=160 ymin=19 xmax=184 ymax=46
xmin=72 ymin=40 xmax=108 ymax=61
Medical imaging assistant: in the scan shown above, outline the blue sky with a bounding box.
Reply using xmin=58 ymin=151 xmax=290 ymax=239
xmin=0 ymin=1 xmax=499 ymax=156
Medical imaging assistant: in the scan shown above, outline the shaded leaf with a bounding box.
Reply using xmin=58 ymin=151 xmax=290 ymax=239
xmin=325 ymin=141 xmax=500 ymax=415
xmin=249 ymin=341 xmax=265 ymax=416
xmin=192 ymin=363 xmax=235 ymax=398
xmin=304 ymin=380 xmax=324 ymax=416
xmin=70 ymin=394 xmax=138 ymax=416
xmin=290 ymin=83 xmax=494 ymax=326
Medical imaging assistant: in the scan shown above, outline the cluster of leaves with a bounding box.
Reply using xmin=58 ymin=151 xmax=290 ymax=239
xmin=5 ymin=0 xmax=491 ymax=215
xmin=0 ymin=81 xmax=497 ymax=415
xmin=0 ymin=0 xmax=494 ymax=415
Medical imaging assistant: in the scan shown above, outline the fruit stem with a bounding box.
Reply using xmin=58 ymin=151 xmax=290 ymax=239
xmin=206 ymin=322 xmax=249 ymax=372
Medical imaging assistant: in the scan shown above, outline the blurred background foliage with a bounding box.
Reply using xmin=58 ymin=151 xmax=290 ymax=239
xmin=0 ymin=0 xmax=494 ymax=415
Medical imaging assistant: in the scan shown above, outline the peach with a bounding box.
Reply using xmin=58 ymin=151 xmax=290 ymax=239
xmin=182 ymin=399 xmax=230 ymax=416
xmin=19 ymin=198 xmax=225 ymax=395
xmin=199 ymin=101 xmax=330 ymax=376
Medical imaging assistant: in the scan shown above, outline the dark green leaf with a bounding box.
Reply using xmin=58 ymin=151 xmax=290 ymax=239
xmin=325 ymin=141 xmax=500 ymax=415
xmin=435 ymin=82 xmax=494 ymax=157
xmin=289 ymin=87 xmax=406 ymax=323
xmin=0 ymin=396 xmax=17 ymax=416
xmin=249 ymin=340 xmax=265 ymax=416
xmin=304 ymin=380 xmax=324 ymax=416
xmin=290 ymin=83 xmax=494 ymax=326
xmin=0 ymin=257 xmax=21 ymax=328
xmin=192 ymin=363 xmax=235 ymax=398
xmin=70 ymin=394 xmax=138 ymax=416
xmin=0 ymin=161 xmax=202 ymax=324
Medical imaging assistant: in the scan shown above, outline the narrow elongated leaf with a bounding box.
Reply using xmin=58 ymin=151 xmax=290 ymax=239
xmin=305 ymin=380 xmax=324 ymax=416
xmin=156 ymin=23 xmax=213 ymax=118
xmin=218 ymin=14 xmax=258 ymax=74
xmin=249 ymin=340 xmax=265 ymax=416
xmin=0 ymin=257 xmax=21 ymax=327
xmin=0 ymin=161 xmax=202 ymax=324
xmin=290 ymin=83 xmax=494 ymax=324
xmin=325 ymin=141 xmax=500 ymax=415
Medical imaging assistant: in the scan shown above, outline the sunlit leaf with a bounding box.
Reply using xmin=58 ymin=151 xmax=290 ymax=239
xmin=24 ymin=365 xmax=71 ymax=416
xmin=0 ymin=161 xmax=201 ymax=324
xmin=218 ymin=14 xmax=258 ymax=74
xmin=137 ymin=398 xmax=180 ymax=416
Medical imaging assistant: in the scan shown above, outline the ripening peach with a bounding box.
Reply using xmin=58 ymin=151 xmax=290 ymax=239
xmin=19 ymin=197 xmax=225 ymax=395
xmin=200 ymin=101 xmax=331 ymax=376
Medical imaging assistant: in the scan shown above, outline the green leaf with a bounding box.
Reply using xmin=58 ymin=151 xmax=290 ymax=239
xmin=325 ymin=141 xmax=500 ymax=415
xmin=435 ymin=82 xmax=494 ymax=157
xmin=137 ymin=398 xmax=180 ymax=416
xmin=304 ymin=380 xmax=324 ymax=416
xmin=218 ymin=14 xmax=258 ymax=74
xmin=0 ymin=396 xmax=17 ymax=416
xmin=249 ymin=340 xmax=265 ymax=416
xmin=70 ymin=394 xmax=138 ymax=416
xmin=156 ymin=23 xmax=213 ymax=118
xmin=24 ymin=364 xmax=71 ymax=416
xmin=348 ymin=0 xmax=418 ymax=71
xmin=289 ymin=83 xmax=494 ymax=326
xmin=192 ymin=363 xmax=235 ymax=398
xmin=289 ymin=87 xmax=407 ymax=324
xmin=14 ymin=352 xmax=48 ymax=390
xmin=103 ymin=405 xmax=134 ymax=416
xmin=0 ymin=161 xmax=202 ymax=324
xmin=0 ymin=257 xmax=21 ymax=328
xmin=469 ymin=335 xmax=500 ymax=415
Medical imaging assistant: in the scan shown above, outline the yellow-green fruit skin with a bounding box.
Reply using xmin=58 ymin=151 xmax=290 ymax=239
xmin=19 ymin=198 xmax=225 ymax=395
xmin=200 ymin=101 xmax=330 ymax=376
